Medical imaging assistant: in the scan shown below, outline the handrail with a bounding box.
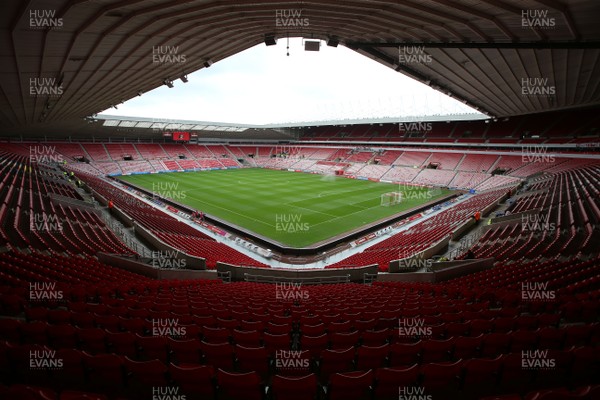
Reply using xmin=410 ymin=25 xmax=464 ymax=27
xmin=243 ymin=273 xmax=350 ymax=285
xmin=363 ymin=273 xmax=378 ymax=285
xmin=448 ymin=228 xmax=486 ymax=261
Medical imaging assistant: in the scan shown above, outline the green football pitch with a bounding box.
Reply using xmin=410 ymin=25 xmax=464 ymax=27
xmin=118 ymin=168 xmax=451 ymax=247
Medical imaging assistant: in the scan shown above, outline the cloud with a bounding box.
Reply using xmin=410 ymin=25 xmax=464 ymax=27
xmin=107 ymin=38 xmax=481 ymax=124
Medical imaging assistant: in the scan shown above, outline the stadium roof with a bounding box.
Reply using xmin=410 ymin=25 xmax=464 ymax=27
xmin=97 ymin=112 xmax=488 ymax=131
xmin=1 ymin=0 xmax=599 ymax=135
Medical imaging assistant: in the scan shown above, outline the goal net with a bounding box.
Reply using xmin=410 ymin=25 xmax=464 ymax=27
xmin=381 ymin=192 xmax=402 ymax=206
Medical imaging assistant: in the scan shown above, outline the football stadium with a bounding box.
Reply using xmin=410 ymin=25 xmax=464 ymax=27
xmin=0 ymin=1 xmax=599 ymax=399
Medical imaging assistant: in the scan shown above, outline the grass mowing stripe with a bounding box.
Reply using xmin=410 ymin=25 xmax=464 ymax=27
xmin=118 ymin=168 xmax=452 ymax=247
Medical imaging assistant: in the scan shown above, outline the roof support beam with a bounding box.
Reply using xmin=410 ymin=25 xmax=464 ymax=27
xmin=348 ymin=42 xmax=600 ymax=49
xmin=354 ymin=45 xmax=493 ymax=117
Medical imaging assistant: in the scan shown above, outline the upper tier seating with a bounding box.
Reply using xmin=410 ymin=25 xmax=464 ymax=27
xmin=457 ymin=154 xmax=500 ymax=173
xmin=135 ymin=143 xmax=168 ymax=159
xmin=426 ymin=152 xmax=464 ymax=170
xmin=81 ymin=144 xmax=111 ymax=162
xmin=104 ymin=143 xmax=138 ymax=161
xmin=394 ymin=151 xmax=431 ymax=167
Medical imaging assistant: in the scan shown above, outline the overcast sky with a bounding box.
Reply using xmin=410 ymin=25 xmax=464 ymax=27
xmin=106 ymin=38 xmax=482 ymax=125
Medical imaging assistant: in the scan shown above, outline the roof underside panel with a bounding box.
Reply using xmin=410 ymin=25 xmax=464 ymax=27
xmin=0 ymin=0 xmax=599 ymax=135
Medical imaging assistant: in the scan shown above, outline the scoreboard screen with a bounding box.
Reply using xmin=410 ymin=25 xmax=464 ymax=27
xmin=172 ymin=131 xmax=190 ymax=141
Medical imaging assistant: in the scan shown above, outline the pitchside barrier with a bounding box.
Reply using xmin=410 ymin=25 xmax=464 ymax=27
xmin=244 ymin=273 xmax=351 ymax=285
xmin=378 ymin=258 xmax=495 ymax=283
xmin=97 ymin=253 xmax=217 ymax=280
xmin=218 ymin=262 xmax=378 ymax=283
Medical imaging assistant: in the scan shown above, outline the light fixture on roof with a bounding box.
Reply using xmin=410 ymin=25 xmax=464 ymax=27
xmin=264 ymin=34 xmax=277 ymax=46
xmin=327 ymin=37 xmax=339 ymax=47
xmin=137 ymin=91 xmax=142 ymax=96
xmin=163 ymin=78 xmax=174 ymax=88
xmin=304 ymin=40 xmax=320 ymax=51
xmin=180 ymin=75 xmax=188 ymax=83
xmin=203 ymin=60 xmax=213 ymax=68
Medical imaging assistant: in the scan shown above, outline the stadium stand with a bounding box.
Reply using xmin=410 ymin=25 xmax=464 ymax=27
xmin=0 ymin=139 xmax=598 ymax=400
xmin=81 ymin=144 xmax=111 ymax=162
xmin=394 ymin=151 xmax=431 ymax=167
xmin=1 ymin=273 xmax=598 ymax=399
xmin=426 ymin=152 xmax=464 ymax=170
xmin=104 ymin=144 xmax=139 ymax=161
xmin=135 ymin=144 xmax=168 ymax=160
xmin=2 ymin=0 xmax=600 ymax=397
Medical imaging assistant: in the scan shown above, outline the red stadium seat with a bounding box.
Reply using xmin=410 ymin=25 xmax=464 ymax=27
xmin=537 ymin=327 xmax=565 ymax=350
xmin=83 ymin=353 xmax=125 ymax=395
xmin=271 ymin=373 xmax=319 ymax=400
xmin=59 ymin=390 xmax=108 ymax=400
xmin=77 ymin=328 xmax=107 ymax=354
xmin=452 ymin=335 xmax=482 ymax=359
xmin=355 ymin=344 xmax=389 ymax=370
xmin=374 ymin=364 xmax=420 ymax=400
xmin=167 ymin=337 xmax=202 ymax=364
xmin=265 ymin=322 xmax=291 ymax=335
xmin=216 ymin=369 xmax=262 ymax=400
xmin=19 ymin=321 xmax=49 ymax=345
xmin=462 ymin=355 xmax=503 ymax=399
xmin=135 ymin=334 xmax=168 ymax=362
xmin=361 ymin=328 xmax=391 ymax=346
xmin=301 ymin=333 xmax=329 ymax=358
xmin=47 ymin=325 xmax=78 ymax=350
xmin=124 ymin=357 xmax=168 ymax=398
xmin=232 ymin=329 xmax=262 ymax=347
xmin=0 ymin=319 xmax=21 ymax=342
xmin=234 ymin=345 xmax=269 ymax=377
xmin=327 ymin=369 xmax=373 ymax=400
xmin=52 ymin=349 xmax=87 ymax=392
xmin=330 ymin=331 xmax=360 ymax=349
xmin=420 ymin=338 xmax=454 ymax=363
xmin=389 ymin=342 xmax=421 ymax=367
xmin=481 ymin=333 xmax=512 ymax=357
xmin=202 ymin=327 xmax=231 ymax=344
xmin=319 ymin=347 xmax=355 ymax=381
xmin=106 ymin=332 xmax=137 ymax=358
xmin=201 ymin=341 xmax=235 ymax=370
xmin=509 ymin=330 xmax=539 ymax=352
xmin=420 ymin=359 xmax=463 ymax=398
xmin=168 ymin=363 xmax=215 ymax=398
xmin=301 ymin=323 xmax=327 ymax=336
xmin=263 ymin=332 xmax=291 ymax=355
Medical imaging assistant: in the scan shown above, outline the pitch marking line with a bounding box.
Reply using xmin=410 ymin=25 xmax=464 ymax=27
xmin=287 ymin=203 xmax=337 ymax=219
xmin=184 ymin=193 xmax=276 ymax=228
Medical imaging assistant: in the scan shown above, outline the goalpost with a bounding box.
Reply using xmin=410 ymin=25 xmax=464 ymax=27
xmin=381 ymin=192 xmax=402 ymax=206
